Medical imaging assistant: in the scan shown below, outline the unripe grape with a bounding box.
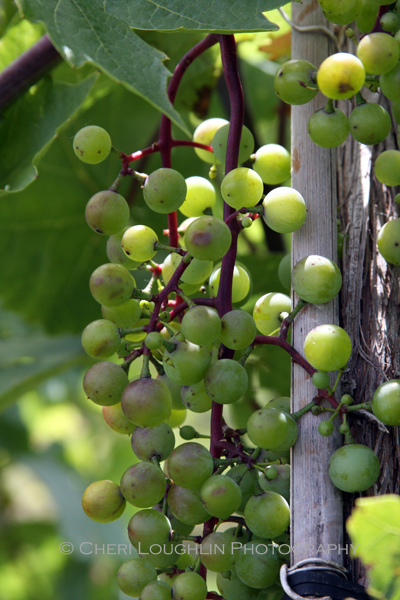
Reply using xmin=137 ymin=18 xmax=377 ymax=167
xmin=102 ymin=402 xmax=136 ymax=435
xmin=380 ymin=62 xmax=400 ymax=101
xmin=179 ymin=425 xmax=197 ymax=440
xmin=184 ymin=215 xmax=232 ymax=261
xmin=172 ymin=572 xmax=207 ymax=600
xmin=89 ymin=263 xmax=135 ymax=307
xmin=317 ymin=53 xmax=365 ymax=100
xmin=107 ymin=230 xmax=141 ymax=270
xmin=220 ymin=310 xmax=257 ymax=350
xmin=212 ymin=124 xmax=255 ymax=164
xmin=318 ymin=420 xmax=334 ymax=437
xmin=292 ymin=255 xmax=342 ymax=304
xmin=165 ymin=409 xmax=187 ymax=429
xmin=143 ymin=168 xmax=187 ymax=214
xmin=372 ymin=379 xmax=400 ymax=425
xmin=265 ymin=466 xmax=278 ymax=480
xmin=83 ymin=361 xmax=129 ymax=406
xmin=140 ymin=581 xmax=172 ymax=600
xmin=357 ymin=33 xmax=399 ymax=76
xmin=253 ymin=292 xmax=291 ymax=336
xmin=244 ymin=491 xmax=290 ymax=539
xmin=304 ymin=324 xmax=352 ymax=372
xmin=253 ymin=144 xmax=290 ymax=185
xmin=356 ymin=0 xmax=379 ymax=33
xmin=278 ymin=253 xmax=291 ymax=291
xmin=200 ymin=532 xmax=234 ymax=572
xmin=235 ymin=541 xmax=280 ymax=589
xmin=395 ymin=193 xmax=400 ymax=205
xmin=166 ymin=442 xmax=214 ymax=489
xmin=131 ymin=423 xmax=175 ymax=462
xmin=168 ymin=484 xmax=210 ymax=525
xmin=120 ymin=462 xmax=166 ymax=507
xmin=180 ymin=176 xmax=216 ymax=217
xmin=349 ymin=103 xmax=391 ymax=145
xmin=85 ymin=189 xmax=130 ymax=235
xmin=340 ymin=394 xmax=354 ymax=406
xmin=247 ymin=407 xmax=297 ymax=451
xmin=312 ymin=370 xmax=330 ymax=389
xmin=259 ymin=464 xmax=290 ymax=503
xmin=320 ymin=0 xmax=362 ymax=26
xmin=145 ymin=332 xmax=164 ymax=350
xmin=200 ymin=475 xmax=242 ymax=519
xmin=73 ymin=125 xmax=111 ymax=164
xmin=124 ymin=318 xmax=149 ymax=343
xmin=117 ymin=558 xmax=157 ymax=597
xmin=221 ymin=167 xmax=264 ymax=210
xmin=81 ymin=319 xmax=120 ymax=359
xmin=122 ymin=225 xmax=158 ymax=263
xmin=162 ymin=252 xmax=213 ymax=287
xmin=217 ymin=571 xmax=260 ymax=600
xmin=375 ymin=152 xmax=400 ymax=187
xmin=308 ymin=107 xmax=349 ymax=148
xmin=128 ymin=509 xmax=171 ymax=552
xmin=262 ymin=186 xmax=307 ymax=233
xmin=157 ymin=373 xmax=185 ymax=410
xmin=381 ymin=11 xmax=400 ymax=33
xmin=274 ymin=60 xmax=318 ymax=105
xmin=82 ymin=480 xmax=126 ymax=522
xmin=181 ymin=380 xmax=213 ymax=413
xmin=393 ymin=101 xmax=400 ymax=124
xmin=121 ymin=378 xmax=172 ymax=427
xmin=204 ymin=358 xmax=249 ymax=404
xmin=181 ymin=305 xmax=221 ymax=346
xmin=241 ymin=216 xmax=253 ymax=228
xmin=210 ymin=265 xmax=251 ymax=303
xmin=339 ymin=423 xmax=350 ymax=435
xmin=378 ymin=218 xmax=400 ymax=261
xmin=163 ymin=339 xmax=211 ymax=386
xmin=193 ymin=117 xmax=229 ymax=163
xmin=328 ymin=444 xmax=380 ymax=492
xmin=267 ymin=396 xmax=291 ymax=413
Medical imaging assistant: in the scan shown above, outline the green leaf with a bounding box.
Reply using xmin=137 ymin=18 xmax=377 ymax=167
xmin=0 ymin=17 xmax=44 ymax=69
xmin=0 ymin=75 xmax=96 ymax=194
xmin=105 ymin=0 xmax=286 ymax=33
xmin=16 ymin=0 xmax=188 ymax=134
xmin=0 ymin=308 xmax=89 ymax=412
xmin=347 ymin=495 xmax=400 ymax=600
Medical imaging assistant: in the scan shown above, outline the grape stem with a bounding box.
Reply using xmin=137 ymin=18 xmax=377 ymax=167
xmin=279 ymin=299 xmax=308 ymax=340
xmin=291 ymin=399 xmax=317 ymax=421
xmin=224 ymin=205 xmax=264 ymax=225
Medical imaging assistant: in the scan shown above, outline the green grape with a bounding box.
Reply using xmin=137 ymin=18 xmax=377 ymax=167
xmin=179 ymin=425 xmax=197 ymax=440
xmin=395 ymin=193 xmax=400 ymax=205
xmin=304 ymin=324 xmax=352 ymax=372
xmin=107 ymin=230 xmax=141 ymax=270
xmin=340 ymin=394 xmax=354 ymax=406
xmin=320 ymin=0 xmax=362 ymax=25
xmin=157 ymin=373 xmax=185 ymax=410
xmin=181 ymin=380 xmax=213 ymax=413
xmin=145 ymin=332 xmax=164 ymax=350
xmin=278 ymin=254 xmax=291 ymax=291
xmin=244 ymin=491 xmax=290 ymax=539
xmin=328 ymin=444 xmax=380 ymax=492
xmin=181 ymin=305 xmax=221 ymax=346
xmin=212 ymin=124 xmax=255 ymax=164
xmin=125 ymin=318 xmax=149 ymax=342
xmin=140 ymin=581 xmax=172 ymax=600
xmin=89 ymin=263 xmax=135 ymax=307
xmin=85 ymin=190 xmax=130 ymax=235
xmin=172 ymin=572 xmax=207 ymax=600
xmin=165 ymin=409 xmax=187 ymax=429
xmin=252 ymin=144 xmax=290 ymax=185
xmin=308 ymin=107 xmax=349 ymax=148
xmin=166 ymin=442 xmax=214 ymax=489
xmin=217 ymin=571 xmax=260 ymax=600
xmin=168 ymin=484 xmax=210 ymax=525
xmin=392 ymin=101 xmax=400 ymax=123
xmin=267 ymin=396 xmax=291 ymax=413
xmin=204 ymin=358 xmax=249 ymax=404
xmin=82 ymin=480 xmax=126 ymax=523
xmin=120 ymin=462 xmax=166 ymax=507
xmin=81 ymin=319 xmax=120 ymax=359
xmin=200 ymin=532 xmax=235 ymax=573
xmin=163 ymin=339 xmax=211 ymax=386
xmin=200 ymin=475 xmax=242 ymax=519
xmin=235 ymin=542 xmax=280 ymax=589
xmin=292 ymin=255 xmax=342 ymax=304
xmin=143 ymin=168 xmax=187 ymax=214
xmin=193 ymin=117 xmax=229 ymax=163
xmin=262 ymin=186 xmax=307 ymax=233
xmin=317 ymin=53 xmax=365 ymax=100
xmin=241 ymin=216 xmax=253 ymax=228
xmin=73 ymin=125 xmax=111 ymax=164
xmin=162 ymin=253 xmax=213 ymax=293
xmin=121 ymin=378 xmax=172 ymax=427
xmin=318 ymin=420 xmax=334 ymax=437
xmin=357 ymin=33 xmax=399 ymax=76
xmin=274 ymin=60 xmax=318 ymax=105
xmin=221 ymin=167 xmax=264 ymax=210
xmin=259 ymin=464 xmax=290 ymax=503
xmin=180 ymin=176 xmax=216 ymax=217
xmin=210 ymin=265 xmax=251 ymax=303
xmin=356 ymin=0 xmax=379 ymax=33
xmin=253 ymin=292 xmax=291 ymax=336
xmin=380 ymin=62 xmax=400 ymax=101
xmin=268 ymin=414 xmax=298 ymax=452
xmin=378 ymin=219 xmax=400 ymax=265
xmin=349 ymin=102 xmax=391 ymax=145
xmin=247 ymin=407 xmax=295 ymax=451
xmin=220 ymin=310 xmax=257 ymax=350
xmin=128 ymin=509 xmax=171 ymax=551
xmin=131 ymin=423 xmax=175 ymax=462
xmin=102 ymin=402 xmax=136 ymax=435
xmin=117 ymin=558 xmax=157 ymax=597
xmin=339 ymin=423 xmax=350 ymax=435
xmin=375 ymin=152 xmax=400 ymax=186
xmin=184 ymin=215 xmax=232 ymax=261
xmin=122 ymin=225 xmax=158 ymax=263
xmin=312 ymin=370 xmax=331 ymax=389
xmin=226 ymin=466 xmax=255 ymax=512
xmin=380 ymin=12 xmax=399 ymax=34
xmin=372 ymin=379 xmax=400 ymax=425
xmin=169 ymin=515 xmax=194 ymax=535
xmin=83 ymin=361 xmax=129 ymax=406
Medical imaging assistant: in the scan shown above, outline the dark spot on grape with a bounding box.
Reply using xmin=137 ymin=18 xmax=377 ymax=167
xmin=338 ymin=83 xmax=353 ymax=93
xmin=395 ymin=242 xmax=399 ymax=247
xmin=95 ymin=228 xmax=103 ymax=234
xmin=126 ymin=250 xmax=130 ymax=255
xmin=279 ymin=72 xmax=283 ymax=77
xmin=97 ymin=150 xmax=101 ymax=153
xmin=116 ymin=277 xmax=123 ymax=283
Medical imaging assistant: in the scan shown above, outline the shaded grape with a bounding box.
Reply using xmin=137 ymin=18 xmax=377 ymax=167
xmin=143 ymin=168 xmax=187 ymax=214
xmin=120 ymin=462 xmax=166 ymax=507
xmin=181 ymin=305 xmax=221 ymax=346
xmin=235 ymin=541 xmax=280 ymax=589
xmin=212 ymin=124 xmax=255 ymax=164
xmin=184 ymin=216 xmax=232 ymax=261
xmin=308 ymin=107 xmax=349 ymax=148
xmin=121 ymin=378 xmax=172 ymax=427
xmin=200 ymin=531 xmax=235 ymax=572
xmin=81 ymin=319 xmax=120 ymax=359
xmin=328 ymin=444 xmax=380 ymax=492
xmin=172 ymin=572 xmax=207 ymax=600
xmin=89 ymin=263 xmax=135 ymax=307
xmin=244 ymin=491 xmax=290 ymax=539
xmin=83 ymin=361 xmax=129 ymax=406
xmin=260 ymin=464 xmax=290 ymax=503
xmin=372 ymin=379 xmax=400 ymax=426
xmin=181 ymin=380 xmax=213 ymax=413
xmin=163 ymin=339 xmax=211 ymax=386
xmin=117 ymin=558 xmax=157 ymax=597
xmin=107 ymin=229 xmax=142 ymax=270
xmin=220 ymin=310 xmax=257 ymax=350
xmin=200 ymin=474 xmax=242 ymax=519
xmin=274 ymin=60 xmax=318 ymax=105
xmin=166 ymin=442 xmax=214 ymax=489
xmin=357 ymin=32 xmax=399 ymax=75
xmin=193 ymin=117 xmax=229 ymax=163
xmin=82 ymin=480 xmax=126 ymax=523
xmin=131 ymin=423 xmax=175 ymax=462
xmin=204 ymin=359 xmax=249 ymax=404
xmin=210 ymin=264 xmax=251 ymax=303
xmin=102 ymin=402 xmax=136 ymax=435
xmin=85 ymin=190 xmax=130 ymax=235
xmin=349 ymin=102 xmax=391 ymax=145
xmin=168 ymin=484 xmax=210 ymax=525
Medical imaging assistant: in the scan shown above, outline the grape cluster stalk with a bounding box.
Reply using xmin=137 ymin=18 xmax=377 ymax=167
xmin=74 ymin=9 xmax=400 ymax=598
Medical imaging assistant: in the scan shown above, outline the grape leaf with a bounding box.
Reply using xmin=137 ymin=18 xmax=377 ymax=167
xmin=0 ymin=75 xmax=96 ymax=194
xmin=105 ymin=0 xmax=289 ymax=33
xmin=347 ymin=495 xmax=400 ymax=600
xmin=16 ymin=0 xmax=188 ymax=134
xmin=0 ymin=17 xmax=44 ymax=69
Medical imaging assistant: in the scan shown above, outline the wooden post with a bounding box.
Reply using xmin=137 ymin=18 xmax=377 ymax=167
xmin=290 ymin=0 xmax=344 ymax=566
